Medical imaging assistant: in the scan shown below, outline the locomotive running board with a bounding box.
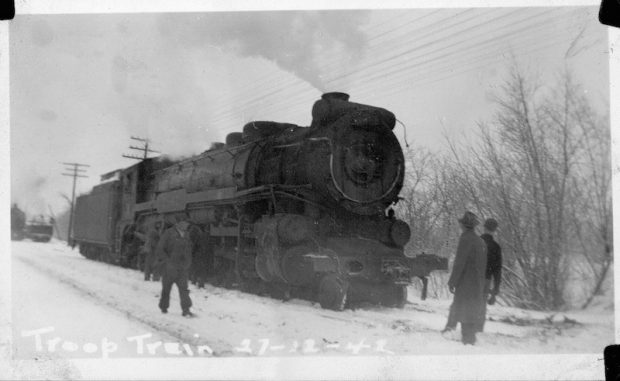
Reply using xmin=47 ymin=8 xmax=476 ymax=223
xmin=134 ymin=184 xmax=313 ymax=214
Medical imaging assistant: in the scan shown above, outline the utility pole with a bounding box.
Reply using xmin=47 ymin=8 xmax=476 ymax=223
xmin=62 ymin=162 xmax=89 ymax=247
xmin=122 ymin=136 xmax=160 ymax=161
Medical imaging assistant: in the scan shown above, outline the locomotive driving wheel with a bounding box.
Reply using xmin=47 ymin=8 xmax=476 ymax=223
xmin=318 ymin=274 xmax=349 ymax=311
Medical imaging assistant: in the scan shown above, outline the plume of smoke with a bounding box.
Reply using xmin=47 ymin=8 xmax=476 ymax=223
xmin=12 ymin=175 xmax=49 ymax=217
xmin=157 ymin=11 xmax=370 ymax=91
xmin=109 ymin=11 xmax=371 ymax=161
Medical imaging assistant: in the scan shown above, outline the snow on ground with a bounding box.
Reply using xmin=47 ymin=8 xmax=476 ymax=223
xmin=8 ymin=239 xmax=614 ymax=364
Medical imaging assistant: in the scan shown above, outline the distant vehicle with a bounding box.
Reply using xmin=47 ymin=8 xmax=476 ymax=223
xmin=11 ymin=204 xmax=54 ymax=243
xmin=25 ymin=216 xmax=54 ymax=243
xmin=11 ymin=204 xmax=26 ymax=241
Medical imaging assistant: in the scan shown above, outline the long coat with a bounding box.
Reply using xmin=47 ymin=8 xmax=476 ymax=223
xmin=448 ymin=228 xmax=487 ymax=325
xmin=156 ymin=226 xmax=193 ymax=276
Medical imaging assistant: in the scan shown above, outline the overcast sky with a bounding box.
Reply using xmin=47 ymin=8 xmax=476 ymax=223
xmin=9 ymin=6 xmax=608 ymax=217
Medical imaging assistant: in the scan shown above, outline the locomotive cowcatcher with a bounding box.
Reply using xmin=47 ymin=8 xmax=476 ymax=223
xmin=72 ymin=93 xmax=447 ymax=310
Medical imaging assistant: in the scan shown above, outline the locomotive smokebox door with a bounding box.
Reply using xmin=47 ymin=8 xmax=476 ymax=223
xmin=328 ymin=121 xmax=404 ymax=215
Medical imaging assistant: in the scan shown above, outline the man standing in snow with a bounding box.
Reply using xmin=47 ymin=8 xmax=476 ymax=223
xmin=156 ymin=215 xmax=194 ymax=317
xmin=477 ymin=218 xmax=502 ymax=332
xmin=442 ymin=211 xmax=487 ymax=345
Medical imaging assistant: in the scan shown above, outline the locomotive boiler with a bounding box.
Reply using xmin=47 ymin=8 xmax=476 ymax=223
xmin=73 ymin=93 xmax=447 ymax=310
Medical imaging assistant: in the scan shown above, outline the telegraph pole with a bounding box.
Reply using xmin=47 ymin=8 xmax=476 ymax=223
xmin=122 ymin=136 xmax=160 ymax=161
xmin=62 ymin=162 xmax=89 ymax=247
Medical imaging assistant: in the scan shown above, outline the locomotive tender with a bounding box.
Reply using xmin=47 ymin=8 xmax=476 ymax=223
xmin=73 ymin=93 xmax=447 ymax=310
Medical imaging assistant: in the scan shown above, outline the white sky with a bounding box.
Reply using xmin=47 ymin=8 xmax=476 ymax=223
xmin=9 ymin=6 xmax=609 ymax=217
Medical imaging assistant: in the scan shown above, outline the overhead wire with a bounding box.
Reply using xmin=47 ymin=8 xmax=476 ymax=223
xmin=211 ymin=8 xmax=575 ymax=130
xmin=206 ymin=9 xmax=478 ymax=123
xmin=205 ymin=9 xmax=437 ymax=118
xmin=210 ymin=8 xmax=565 ymax=127
xmin=206 ymin=11 xmax=521 ymax=128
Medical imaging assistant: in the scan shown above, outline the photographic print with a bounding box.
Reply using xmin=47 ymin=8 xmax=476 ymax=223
xmin=2 ymin=1 xmax=615 ymax=379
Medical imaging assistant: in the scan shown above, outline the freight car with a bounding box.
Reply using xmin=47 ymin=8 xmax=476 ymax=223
xmin=72 ymin=93 xmax=447 ymax=310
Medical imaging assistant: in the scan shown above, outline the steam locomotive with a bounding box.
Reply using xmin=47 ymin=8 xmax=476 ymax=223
xmin=73 ymin=93 xmax=447 ymax=310
xmin=11 ymin=204 xmax=54 ymax=242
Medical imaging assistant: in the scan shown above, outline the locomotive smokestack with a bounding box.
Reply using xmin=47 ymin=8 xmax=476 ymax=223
xmin=321 ymin=92 xmax=350 ymax=102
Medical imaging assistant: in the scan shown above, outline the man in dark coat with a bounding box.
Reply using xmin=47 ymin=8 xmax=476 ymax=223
xmin=156 ymin=216 xmax=194 ymax=317
xmin=442 ymin=211 xmax=487 ymax=345
xmin=477 ymin=218 xmax=502 ymax=332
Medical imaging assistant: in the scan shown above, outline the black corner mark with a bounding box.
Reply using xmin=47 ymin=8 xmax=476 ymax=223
xmin=600 ymin=0 xmax=620 ymax=28
xmin=0 ymin=0 xmax=15 ymax=21
xmin=605 ymin=345 xmax=620 ymax=381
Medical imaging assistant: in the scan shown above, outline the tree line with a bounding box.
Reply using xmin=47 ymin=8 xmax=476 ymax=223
xmin=398 ymin=66 xmax=612 ymax=311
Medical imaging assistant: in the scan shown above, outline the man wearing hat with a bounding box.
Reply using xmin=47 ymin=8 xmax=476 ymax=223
xmin=156 ymin=214 xmax=194 ymax=317
xmin=442 ymin=211 xmax=487 ymax=345
xmin=478 ymin=218 xmax=502 ymax=332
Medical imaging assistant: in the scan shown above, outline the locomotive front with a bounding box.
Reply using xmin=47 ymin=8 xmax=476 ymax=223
xmin=305 ymin=92 xmax=404 ymax=215
xmin=250 ymin=93 xmax=447 ymax=309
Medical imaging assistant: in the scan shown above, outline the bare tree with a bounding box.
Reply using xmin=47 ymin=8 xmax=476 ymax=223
xmin=399 ymin=65 xmax=611 ymax=310
xmin=444 ymin=67 xmax=611 ymax=310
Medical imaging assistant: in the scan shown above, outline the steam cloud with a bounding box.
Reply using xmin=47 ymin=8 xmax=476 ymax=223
xmin=157 ymin=11 xmax=370 ymax=91
xmin=12 ymin=176 xmax=49 ymax=217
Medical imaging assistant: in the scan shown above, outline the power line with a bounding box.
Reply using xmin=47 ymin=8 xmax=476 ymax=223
xmin=206 ymin=9 xmax=478 ymax=123
xmin=61 ymin=162 xmax=89 ymax=247
xmin=258 ymin=29 xmax=573 ymax=126
xmin=212 ymin=8 xmax=573 ymax=128
xmin=322 ymin=8 xmax=552 ymax=88
xmin=207 ymin=10 xmax=438 ymax=112
xmin=202 ymin=7 xmax=582 ymax=142
xmin=122 ymin=136 xmax=160 ymax=161
xmin=206 ymin=8 xmax=558 ymax=128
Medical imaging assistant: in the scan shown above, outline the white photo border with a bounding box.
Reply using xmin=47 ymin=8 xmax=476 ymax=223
xmin=1 ymin=0 xmax=616 ymax=379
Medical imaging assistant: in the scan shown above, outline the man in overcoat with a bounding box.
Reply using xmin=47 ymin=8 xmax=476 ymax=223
xmin=156 ymin=215 xmax=194 ymax=317
xmin=442 ymin=211 xmax=487 ymax=345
